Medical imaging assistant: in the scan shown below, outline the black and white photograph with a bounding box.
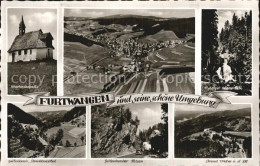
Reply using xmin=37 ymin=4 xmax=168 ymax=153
xmin=91 ymin=103 xmax=168 ymax=158
xmin=1 ymin=1 xmax=259 ymax=166
xmin=174 ymin=104 xmax=252 ymax=158
xmin=7 ymin=9 xmax=57 ymax=95
xmin=8 ymin=103 xmax=86 ymax=158
xmin=64 ymin=9 xmax=195 ymax=95
xmin=201 ymin=10 xmax=252 ymax=96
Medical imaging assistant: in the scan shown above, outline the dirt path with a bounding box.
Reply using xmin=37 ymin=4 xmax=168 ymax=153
xmin=184 ymin=44 xmax=195 ymax=50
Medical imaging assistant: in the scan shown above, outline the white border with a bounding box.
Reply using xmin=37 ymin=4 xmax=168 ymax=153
xmin=1 ymin=1 xmax=258 ymax=166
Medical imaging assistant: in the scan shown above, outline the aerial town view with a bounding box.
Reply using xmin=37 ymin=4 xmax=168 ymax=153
xmin=64 ymin=9 xmax=195 ymax=95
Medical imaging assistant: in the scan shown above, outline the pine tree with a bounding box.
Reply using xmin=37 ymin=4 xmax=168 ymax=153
xmin=161 ymin=104 xmax=168 ymax=152
xmin=219 ymin=28 xmax=224 ymax=42
xmin=232 ymin=13 xmax=238 ymax=29
xmin=202 ymin=10 xmax=219 ymax=82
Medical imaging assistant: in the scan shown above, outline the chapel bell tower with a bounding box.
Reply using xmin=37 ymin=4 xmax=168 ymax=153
xmin=19 ymin=16 xmax=26 ymax=35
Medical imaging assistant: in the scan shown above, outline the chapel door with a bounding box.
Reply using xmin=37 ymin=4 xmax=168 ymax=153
xmin=47 ymin=49 xmax=50 ymax=58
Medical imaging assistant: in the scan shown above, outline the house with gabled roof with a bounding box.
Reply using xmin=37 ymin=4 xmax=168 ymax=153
xmin=8 ymin=16 xmax=55 ymax=62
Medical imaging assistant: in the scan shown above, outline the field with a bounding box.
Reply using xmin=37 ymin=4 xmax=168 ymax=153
xmin=147 ymin=44 xmax=195 ymax=65
xmin=46 ymin=124 xmax=86 ymax=146
xmin=64 ymin=42 xmax=110 ymax=76
xmin=139 ymin=30 xmax=179 ymax=43
xmin=223 ymin=131 xmax=251 ymax=138
xmin=64 ymin=42 xmax=109 ymax=64
xmin=64 ymin=41 xmax=133 ymax=95
xmin=65 ymin=71 xmax=108 ymax=95
xmin=8 ymin=60 xmax=57 ymax=95
xmin=114 ymin=72 xmax=195 ymax=95
xmin=48 ymin=145 xmax=86 ymax=158
xmin=118 ymin=31 xmax=144 ymax=40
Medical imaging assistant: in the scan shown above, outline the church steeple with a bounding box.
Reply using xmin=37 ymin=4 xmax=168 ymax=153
xmin=19 ymin=16 xmax=26 ymax=35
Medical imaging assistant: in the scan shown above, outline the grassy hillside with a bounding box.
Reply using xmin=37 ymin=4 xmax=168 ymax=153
xmin=64 ymin=41 xmax=109 ymax=66
xmin=46 ymin=124 xmax=85 ymax=146
xmin=8 ymin=59 xmax=57 ymax=95
xmin=142 ymin=30 xmax=179 ymax=42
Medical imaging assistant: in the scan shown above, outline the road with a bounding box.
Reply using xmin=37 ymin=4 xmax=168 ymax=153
xmin=236 ymin=143 xmax=247 ymax=158
xmin=117 ymin=153 xmax=146 ymax=158
xmin=184 ymin=44 xmax=195 ymax=50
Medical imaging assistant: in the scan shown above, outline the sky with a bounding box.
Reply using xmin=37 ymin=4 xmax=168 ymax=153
xmin=217 ymin=10 xmax=250 ymax=36
xmin=13 ymin=103 xmax=73 ymax=113
xmin=65 ymin=9 xmax=195 ymax=18
xmin=175 ymin=103 xmax=251 ymax=112
xmin=8 ymin=8 xmax=57 ymax=59
xmin=127 ymin=103 xmax=164 ymax=132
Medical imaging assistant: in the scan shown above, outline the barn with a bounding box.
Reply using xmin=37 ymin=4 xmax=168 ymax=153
xmin=8 ymin=16 xmax=55 ymax=62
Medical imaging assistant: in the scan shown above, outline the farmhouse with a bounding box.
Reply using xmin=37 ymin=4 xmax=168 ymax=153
xmin=8 ymin=16 xmax=55 ymax=62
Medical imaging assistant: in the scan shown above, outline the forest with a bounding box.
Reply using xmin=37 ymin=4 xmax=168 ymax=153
xmin=202 ymin=10 xmax=252 ymax=95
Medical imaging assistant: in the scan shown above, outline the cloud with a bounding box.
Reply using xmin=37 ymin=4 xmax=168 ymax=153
xmin=85 ymin=11 xmax=105 ymax=18
xmin=136 ymin=10 xmax=163 ymax=17
xmin=143 ymin=108 xmax=161 ymax=117
xmin=33 ymin=12 xmax=56 ymax=25
xmin=65 ymin=9 xmax=194 ymax=18
xmin=28 ymin=19 xmax=33 ymax=27
xmin=9 ymin=15 xmax=18 ymax=24
xmin=70 ymin=9 xmax=82 ymax=15
xmin=128 ymin=104 xmax=163 ymax=132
